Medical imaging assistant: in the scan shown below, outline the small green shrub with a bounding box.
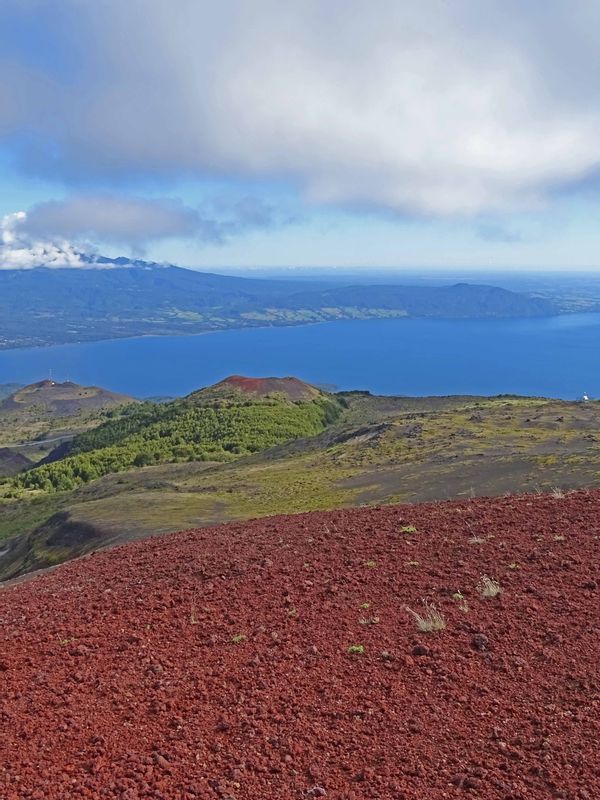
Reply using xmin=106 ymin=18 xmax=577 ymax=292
xmin=347 ymin=644 xmax=365 ymax=655
xmin=399 ymin=525 xmax=417 ymax=534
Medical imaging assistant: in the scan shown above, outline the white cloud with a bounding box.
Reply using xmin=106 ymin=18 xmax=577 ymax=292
xmin=3 ymin=1 xmax=600 ymax=216
xmin=0 ymin=211 xmax=87 ymax=269
xmin=0 ymin=192 xmax=290 ymax=267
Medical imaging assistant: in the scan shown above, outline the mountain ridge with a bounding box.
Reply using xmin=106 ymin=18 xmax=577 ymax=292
xmin=0 ymin=260 xmax=557 ymax=349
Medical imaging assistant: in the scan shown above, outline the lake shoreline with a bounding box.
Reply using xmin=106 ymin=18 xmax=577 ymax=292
xmin=0 ymin=309 xmax=575 ymax=355
xmin=0 ymin=314 xmax=598 ymax=400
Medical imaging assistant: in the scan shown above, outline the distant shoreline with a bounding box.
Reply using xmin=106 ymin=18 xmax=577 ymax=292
xmin=0 ymin=309 xmax=574 ymax=355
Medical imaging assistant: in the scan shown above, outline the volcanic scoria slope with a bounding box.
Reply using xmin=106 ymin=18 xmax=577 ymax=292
xmin=1 ymin=492 xmax=599 ymax=799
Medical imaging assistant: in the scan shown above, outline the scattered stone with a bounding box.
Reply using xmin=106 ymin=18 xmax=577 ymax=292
xmin=471 ymin=634 xmax=489 ymax=652
xmin=1 ymin=492 xmax=598 ymax=797
xmin=412 ymin=645 xmax=431 ymax=657
xmin=152 ymin=753 xmax=171 ymax=771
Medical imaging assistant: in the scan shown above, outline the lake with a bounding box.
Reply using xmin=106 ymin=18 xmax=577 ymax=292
xmin=0 ymin=314 xmax=599 ymax=399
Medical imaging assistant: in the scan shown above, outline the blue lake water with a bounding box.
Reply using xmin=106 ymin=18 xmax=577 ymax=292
xmin=0 ymin=314 xmax=599 ymax=399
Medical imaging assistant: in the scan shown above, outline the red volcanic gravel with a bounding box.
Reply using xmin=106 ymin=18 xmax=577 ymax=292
xmin=220 ymin=375 xmax=316 ymax=400
xmin=1 ymin=491 xmax=599 ymax=799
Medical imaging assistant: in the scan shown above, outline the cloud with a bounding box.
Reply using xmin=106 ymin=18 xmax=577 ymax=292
xmin=0 ymin=194 xmax=290 ymax=267
xmin=0 ymin=211 xmax=87 ymax=269
xmin=0 ymin=195 xmax=207 ymax=269
xmin=206 ymin=196 xmax=296 ymax=239
xmin=3 ymin=2 xmax=600 ymax=216
xmin=22 ymin=194 xmax=288 ymax=246
xmin=24 ymin=196 xmax=203 ymax=246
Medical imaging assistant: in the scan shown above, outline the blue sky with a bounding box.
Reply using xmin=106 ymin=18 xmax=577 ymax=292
xmin=2 ymin=1 xmax=600 ymax=271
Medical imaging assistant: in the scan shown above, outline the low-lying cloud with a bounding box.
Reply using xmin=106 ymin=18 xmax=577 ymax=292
xmin=0 ymin=211 xmax=87 ymax=269
xmin=2 ymin=2 xmax=600 ymax=216
xmin=0 ymin=194 xmax=288 ymax=268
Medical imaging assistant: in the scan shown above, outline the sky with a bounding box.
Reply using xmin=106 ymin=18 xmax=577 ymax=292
xmin=2 ymin=1 xmax=600 ymax=271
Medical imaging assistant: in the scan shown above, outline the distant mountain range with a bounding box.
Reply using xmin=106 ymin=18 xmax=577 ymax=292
xmin=0 ymin=258 xmax=557 ymax=349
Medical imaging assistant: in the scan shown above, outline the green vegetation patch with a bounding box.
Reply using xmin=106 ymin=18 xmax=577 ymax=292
xmin=15 ymin=393 xmax=343 ymax=492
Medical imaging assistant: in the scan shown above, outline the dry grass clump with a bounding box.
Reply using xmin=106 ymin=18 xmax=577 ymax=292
xmin=359 ymin=616 xmax=380 ymax=626
xmin=477 ymin=574 xmax=502 ymax=598
xmin=405 ymin=600 xmax=446 ymax=632
xmin=452 ymin=591 xmax=469 ymax=612
xmin=551 ymin=486 xmax=565 ymax=499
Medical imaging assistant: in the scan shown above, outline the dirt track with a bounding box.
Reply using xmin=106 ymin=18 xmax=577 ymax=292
xmin=0 ymin=491 xmax=598 ymax=798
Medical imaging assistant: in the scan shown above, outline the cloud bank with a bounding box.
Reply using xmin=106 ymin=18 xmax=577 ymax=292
xmin=0 ymin=194 xmax=288 ymax=268
xmin=2 ymin=1 xmax=600 ymax=218
xmin=0 ymin=211 xmax=87 ymax=269
xmin=0 ymin=196 xmax=203 ymax=268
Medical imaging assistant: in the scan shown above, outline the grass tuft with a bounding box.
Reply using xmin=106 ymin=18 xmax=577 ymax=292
xmin=451 ymin=590 xmax=469 ymax=612
xmin=477 ymin=574 xmax=502 ymax=598
xmin=405 ymin=600 xmax=446 ymax=632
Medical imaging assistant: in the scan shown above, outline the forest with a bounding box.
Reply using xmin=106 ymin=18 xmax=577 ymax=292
xmin=14 ymin=393 xmax=343 ymax=492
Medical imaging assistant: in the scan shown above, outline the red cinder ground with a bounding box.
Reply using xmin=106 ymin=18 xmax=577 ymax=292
xmin=219 ymin=375 xmax=317 ymax=400
xmin=0 ymin=491 xmax=599 ymax=799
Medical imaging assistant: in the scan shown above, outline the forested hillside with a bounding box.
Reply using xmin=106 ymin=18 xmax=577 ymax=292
xmin=14 ymin=381 xmax=343 ymax=491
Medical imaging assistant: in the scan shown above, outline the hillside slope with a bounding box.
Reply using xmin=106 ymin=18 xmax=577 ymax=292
xmin=15 ymin=376 xmax=342 ymax=491
xmin=0 ymin=447 xmax=30 ymax=477
xmin=3 ymin=392 xmax=600 ymax=580
xmin=0 ymin=379 xmax=134 ymax=417
xmin=0 ymin=380 xmax=137 ymax=461
xmin=0 ymin=383 xmax=23 ymax=400
xmin=276 ymin=282 xmax=553 ymax=318
xmin=0 ymin=491 xmax=598 ymax=798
